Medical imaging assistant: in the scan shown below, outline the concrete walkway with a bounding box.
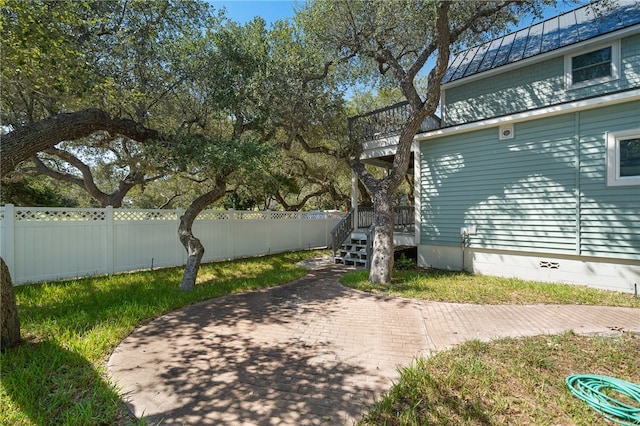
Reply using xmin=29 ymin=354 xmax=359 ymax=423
xmin=107 ymin=264 xmax=640 ymax=426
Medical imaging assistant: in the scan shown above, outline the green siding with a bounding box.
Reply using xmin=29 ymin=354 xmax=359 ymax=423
xmin=420 ymin=101 xmax=640 ymax=261
xmin=578 ymin=102 xmax=640 ymax=258
xmin=444 ymin=33 xmax=640 ymax=126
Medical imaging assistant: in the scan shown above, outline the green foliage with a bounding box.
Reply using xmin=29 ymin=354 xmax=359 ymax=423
xmin=2 ymin=0 xmax=349 ymax=212
xmin=0 ymin=176 xmax=78 ymax=207
xmin=393 ymin=253 xmax=416 ymax=270
xmin=298 ymin=0 xmax=550 ymax=90
xmin=1 ymin=0 xmax=99 ymax=121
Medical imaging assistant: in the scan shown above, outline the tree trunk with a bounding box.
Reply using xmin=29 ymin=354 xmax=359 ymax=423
xmin=180 ymin=231 xmax=205 ymax=292
xmin=1 ymin=257 xmax=20 ymax=350
xmin=178 ymin=181 xmax=226 ymax=291
xmin=369 ymin=193 xmax=394 ymax=284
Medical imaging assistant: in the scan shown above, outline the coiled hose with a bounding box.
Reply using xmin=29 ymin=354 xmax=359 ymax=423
xmin=566 ymin=374 xmax=640 ymax=425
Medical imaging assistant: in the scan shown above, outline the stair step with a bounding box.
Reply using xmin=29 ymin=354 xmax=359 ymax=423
xmin=340 ymin=251 xmax=367 ymax=260
xmin=343 ymin=243 xmax=366 ymax=250
xmin=334 ymin=231 xmax=370 ymax=268
xmin=334 ymin=256 xmax=367 ymax=266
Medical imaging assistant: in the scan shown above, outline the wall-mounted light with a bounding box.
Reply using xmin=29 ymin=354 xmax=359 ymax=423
xmin=499 ymin=124 xmax=514 ymax=140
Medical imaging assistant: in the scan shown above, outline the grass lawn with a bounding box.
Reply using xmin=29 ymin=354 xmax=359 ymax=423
xmin=341 ymin=268 xmax=640 ymax=307
xmin=2 ymin=257 xmax=638 ymax=425
xmin=341 ymin=268 xmax=640 ymax=425
xmin=0 ymin=250 xmax=325 ymax=425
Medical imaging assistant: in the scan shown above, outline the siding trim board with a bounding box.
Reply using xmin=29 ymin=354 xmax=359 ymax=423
xmin=417 ymin=88 xmax=640 ymax=143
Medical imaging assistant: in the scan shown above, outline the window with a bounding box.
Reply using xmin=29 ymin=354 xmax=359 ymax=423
xmin=607 ymin=129 xmax=640 ymax=186
xmin=573 ymin=47 xmax=611 ymax=83
xmin=565 ymin=42 xmax=619 ymax=89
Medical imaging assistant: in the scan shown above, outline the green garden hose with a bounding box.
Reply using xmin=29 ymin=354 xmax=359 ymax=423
xmin=566 ymin=374 xmax=640 ymax=425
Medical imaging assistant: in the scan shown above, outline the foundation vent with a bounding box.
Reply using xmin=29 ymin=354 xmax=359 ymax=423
xmin=539 ymin=261 xmax=560 ymax=269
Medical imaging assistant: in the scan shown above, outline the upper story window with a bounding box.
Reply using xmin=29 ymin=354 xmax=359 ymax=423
xmin=607 ymin=129 xmax=640 ymax=187
xmin=565 ymin=41 xmax=619 ymax=89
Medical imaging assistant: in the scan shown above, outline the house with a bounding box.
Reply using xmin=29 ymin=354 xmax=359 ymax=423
xmin=341 ymin=1 xmax=640 ymax=293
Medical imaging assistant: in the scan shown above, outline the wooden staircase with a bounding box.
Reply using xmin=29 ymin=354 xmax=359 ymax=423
xmin=331 ymin=205 xmax=414 ymax=269
xmin=334 ymin=231 xmax=370 ymax=267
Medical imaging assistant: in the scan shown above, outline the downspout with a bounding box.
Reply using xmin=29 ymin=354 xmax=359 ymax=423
xmin=574 ymin=111 xmax=582 ymax=256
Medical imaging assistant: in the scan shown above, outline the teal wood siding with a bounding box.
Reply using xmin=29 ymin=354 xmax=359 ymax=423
xmin=444 ymin=33 xmax=640 ymax=126
xmin=419 ymin=101 xmax=640 ymax=261
xmin=578 ymin=101 xmax=640 ymax=258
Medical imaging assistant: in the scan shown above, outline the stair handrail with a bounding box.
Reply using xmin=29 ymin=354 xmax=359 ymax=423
xmin=331 ymin=208 xmax=354 ymax=256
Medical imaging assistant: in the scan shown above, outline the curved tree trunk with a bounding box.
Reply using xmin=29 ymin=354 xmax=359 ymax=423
xmin=1 ymin=257 xmax=20 ymax=350
xmin=179 ymin=180 xmax=226 ymax=291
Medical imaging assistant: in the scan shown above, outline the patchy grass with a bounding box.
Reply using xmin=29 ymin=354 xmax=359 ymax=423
xmin=344 ymin=268 xmax=640 ymax=425
xmin=0 ymin=250 xmax=325 ymax=426
xmin=360 ymin=332 xmax=640 ymax=425
xmin=3 ymin=258 xmax=638 ymax=425
xmin=341 ymin=268 xmax=640 ymax=307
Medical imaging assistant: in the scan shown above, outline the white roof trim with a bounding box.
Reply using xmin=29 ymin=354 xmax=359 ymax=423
xmin=415 ymin=89 xmax=640 ymax=142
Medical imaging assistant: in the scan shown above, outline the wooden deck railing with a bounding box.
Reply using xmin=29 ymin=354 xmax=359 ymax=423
xmin=357 ymin=205 xmax=415 ymax=233
xmin=331 ymin=205 xmax=415 ymax=256
xmin=348 ymin=101 xmax=441 ymax=143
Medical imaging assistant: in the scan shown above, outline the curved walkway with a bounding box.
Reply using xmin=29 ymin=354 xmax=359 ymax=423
xmin=107 ymin=265 xmax=640 ymax=425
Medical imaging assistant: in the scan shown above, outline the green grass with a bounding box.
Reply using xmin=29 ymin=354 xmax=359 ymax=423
xmin=0 ymin=250 xmax=325 ymax=426
xmin=3 ymin=258 xmax=638 ymax=425
xmin=360 ymin=332 xmax=640 ymax=425
xmin=343 ymin=267 xmax=640 ymax=425
xmin=341 ymin=268 xmax=640 ymax=307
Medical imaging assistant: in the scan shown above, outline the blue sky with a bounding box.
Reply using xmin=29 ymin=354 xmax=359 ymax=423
xmin=209 ymin=1 xmax=588 ymax=27
xmin=209 ymin=1 xmax=298 ymax=24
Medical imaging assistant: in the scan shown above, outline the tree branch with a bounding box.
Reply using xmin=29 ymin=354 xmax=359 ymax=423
xmin=294 ymin=134 xmax=340 ymax=157
xmin=1 ymin=108 xmax=160 ymax=177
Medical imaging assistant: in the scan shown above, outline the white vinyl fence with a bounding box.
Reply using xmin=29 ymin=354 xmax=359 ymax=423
xmin=0 ymin=205 xmax=343 ymax=285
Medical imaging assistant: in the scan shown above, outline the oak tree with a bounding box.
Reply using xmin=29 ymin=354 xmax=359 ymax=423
xmin=298 ymin=0 xmax=551 ymax=283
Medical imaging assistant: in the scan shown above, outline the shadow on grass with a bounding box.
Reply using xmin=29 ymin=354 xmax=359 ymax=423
xmin=14 ymin=254 xmax=310 ymax=347
xmin=4 ymin=251 xmax=319 ymax=424
xmin=1 ymin=339 xmax=135 ymax=425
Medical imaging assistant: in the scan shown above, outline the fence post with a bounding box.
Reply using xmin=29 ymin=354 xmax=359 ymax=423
xmin=176 ymin=208 xmax=184 ymax=266
xmin=266 ymin=211 xmax=272 ymax=255
xmin=2 ymin=204 xmax=16 ymax=281
xmin=227 ymin=209 xmax=235 ymax=260
xmin=298 ymin=212 xmax=303 ymax=251
xmin=105 ymin=206 xmax=115 ymax=274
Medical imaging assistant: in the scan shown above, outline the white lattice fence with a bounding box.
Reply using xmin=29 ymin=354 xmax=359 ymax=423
xmin=0 ymin=205 xmax=342 ymax=284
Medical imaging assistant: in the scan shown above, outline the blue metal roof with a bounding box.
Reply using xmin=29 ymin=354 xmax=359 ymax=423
xmin=442 ymin=0 xmax=640 ymax=84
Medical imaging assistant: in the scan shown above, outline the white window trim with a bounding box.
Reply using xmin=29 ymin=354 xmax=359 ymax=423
xmin=607 ymin=128 xmax=640 ymax=187
xmin=564 ymin=40 xmax=620 ymax=90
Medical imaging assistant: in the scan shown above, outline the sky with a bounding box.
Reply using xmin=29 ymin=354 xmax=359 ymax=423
xmin=208 ymin=1 xmax=298 ymax=24
xmin=209 ymin=0 xmax=589 ymax=27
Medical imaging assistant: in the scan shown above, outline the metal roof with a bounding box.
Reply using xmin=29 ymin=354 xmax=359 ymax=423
xmin=442 ymin=0 xmax=640 ymax=84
